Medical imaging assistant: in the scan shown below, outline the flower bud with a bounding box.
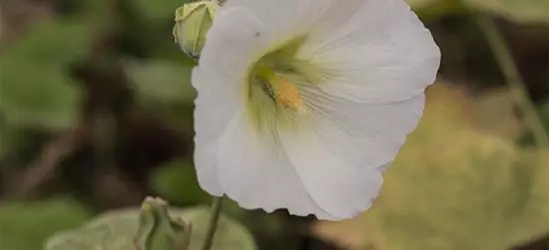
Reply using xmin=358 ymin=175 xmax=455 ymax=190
xmin=135 ymin=197 xmax=192 ymax=250
xmin=173 ymin=1 xmax=219 ymax=60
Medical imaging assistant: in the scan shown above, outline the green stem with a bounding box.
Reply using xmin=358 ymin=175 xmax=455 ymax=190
xmin=475 ymin=14 xmax=549 ymax=148
xmin=202 ymin=196 xmax=224 ymax=250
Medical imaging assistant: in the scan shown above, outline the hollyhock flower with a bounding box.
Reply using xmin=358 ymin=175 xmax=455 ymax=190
xmin=191 ymin=0 xmax=440 ymax=220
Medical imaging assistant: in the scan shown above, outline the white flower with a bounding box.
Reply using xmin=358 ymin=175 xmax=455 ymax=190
xmin=191 ymin=0 xmax=440 ymax=220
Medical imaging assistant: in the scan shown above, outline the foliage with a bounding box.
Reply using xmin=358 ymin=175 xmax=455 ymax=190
xmin=0 ymin=19 xmax=89 ymax=129
xmin=406 ymin=0 xmax=549 ymax=24
xmin=463 ymin=0 xmax=549 ymax=24
xmin=136 ymin=0 xmax=193 ymax=24
xmin=45 ymin=198 xmax=256 ymax=250
xmin=150 ymin=160 xmax=210 ymax=206
xmin=0 ymin=198 xmax=91 ymax=250
xmin=406 ymin=0 xmax=467 ymax=20
xmin=124 ymin=59 xmax=195 ymax=106
xmin=314 ymin=84 xmax=549 ymax=250
xmin=521 ymin=102 xmax=549 ymax=146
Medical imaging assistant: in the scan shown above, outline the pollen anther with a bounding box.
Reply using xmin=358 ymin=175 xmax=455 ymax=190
xmin=269 ymin=74 xmax=303 ymax=110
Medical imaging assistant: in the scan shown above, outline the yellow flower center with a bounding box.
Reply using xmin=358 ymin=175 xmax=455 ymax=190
xmin=256 ymin=68 xmax=303 ymax=111
xmin=246 ymin=35 xmax=312 ymax=132
xmin=270 ymin=74 xmax=303 ymax=110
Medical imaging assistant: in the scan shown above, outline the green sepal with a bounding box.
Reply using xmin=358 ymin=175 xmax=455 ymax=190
xmin=135 ymin=197 xmax=192 ymax=250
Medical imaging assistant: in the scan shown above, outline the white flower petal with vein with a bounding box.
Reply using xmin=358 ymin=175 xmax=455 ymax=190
xmin=192 ymin=0 xmax=440 ymax=220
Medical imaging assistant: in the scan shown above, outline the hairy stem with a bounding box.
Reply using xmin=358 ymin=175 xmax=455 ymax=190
xmin=202 ymin=196 xmax=224 ymax=250
xmin=476 ymin=14 xmax=549 ymax=148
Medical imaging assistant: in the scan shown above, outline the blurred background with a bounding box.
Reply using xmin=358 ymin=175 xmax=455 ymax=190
xmin=1 ymin=0 xmax=548 ymax=249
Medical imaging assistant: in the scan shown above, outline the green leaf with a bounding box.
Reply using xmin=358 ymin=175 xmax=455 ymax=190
xmin=151 ymin=160 xmax=210 ymax=206
xmin=45 ymin=204 xmax=256 ymax=250
xmin=540 ymin=102 xmax=549 ymax=129
xmin=520 ymin=101 xmax=549 ymax=146
xmin=136 ymin=0 xmax=193 ymax=24
xmin=0 ymin=19 xmax=90 ymax=129
xmin=405 ymin=0 xmax=466 ymax=20
xmin=0 ymin=198 xmax=90 ymax=250
xmin=0 ymin=121 xmax=33 ymax=161
xmin=123 ymin=59 xmax=196 ymax=133
xmin=179 ymin=207 xmax=256 ymax=250
xmin=123 ymin=59 xmax=195 ymax=106
xmin=313 ymin=85 xmax=549 ymax=250
xmin=0 ymin=66 xmax=81 ymax=129
xmin=464 ymin=0 xmax=549 ymax=24
xmin=2 ymin=20 xmax=90 ymax=65
xmin=0 ymin=119 xmax=7 ymax=157
xmin=406 ymin=0 xmax=441 ymax=9
xmin=374 ymin=87 xmax=549 ymax=250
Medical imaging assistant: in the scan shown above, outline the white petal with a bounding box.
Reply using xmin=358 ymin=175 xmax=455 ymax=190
xmin=192 ymin=68 xmax=237 ymax=195
xmin=214 ymin=110 xmax=338 ymax=220
xmin=299 ymin=0 xmax=440 ymax=103
xmin=275 ymin=87 xmax=424 ymax=219
xmin=224 ymin=0 xmax=365 ymax=43
xmin=279 ymin=127 xmax=384 ymax=220
xmin=222 ymin=0 xmax=296 ymax=39
xmin=197 ymin=7 xmax=270 ymax=92
xmin=193 ymin=7 xmax=269 ymax=195
xmin=299 ymin=84 xmax=426 ymax=169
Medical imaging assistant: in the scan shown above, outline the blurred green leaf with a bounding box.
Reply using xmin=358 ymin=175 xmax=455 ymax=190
xmin=379 ymin=87 xmax=549 ymax=250
xmin=314 ymin=85 xmax=549 ymax=250
xmin=180 ymin=207 xmax=256 ymax=250
xmin=151 ymin=160 xmax=210 ymax=206
xmin=0 ymin=198 xmax=90 ymax=250
xmin=407 ymin=0 xmax=441 ymax=9
xmin=0 ymin=66 xmax=81 ymax=129
xmin=0 ymin=119 xmax=7 ymax=157
xmin=540 ymin=101 xmax=549 ymax=129
xmin=406 ymin=0 xmax=467 ymax=20
xmin=1 ymin=20 xmax=90 ymax=65
xmin=136 ymin=0 xmax=192 ymax=24
xmin=123 ymin=59 xmax=195 ymax=106
xmin=509 ymin=150 xmax=549 ymax=246
xmin=520 ymin=101 xmax=549 ymax=146
xmin=537 ymin=101 xmax=549 ymax=132
xmin=0 ymin=19 xmax=90 ymax=129
xmin=0 ymin=121 xmax=34 ymax=161
xmin=46 ymin=205 xmax=256 ymax=250
xmin=464 ymin=0 xmax=549 ymax=24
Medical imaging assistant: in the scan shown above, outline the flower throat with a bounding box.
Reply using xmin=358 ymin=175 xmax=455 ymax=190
xmin=248 ymin=36 xmax=308 ymax=111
